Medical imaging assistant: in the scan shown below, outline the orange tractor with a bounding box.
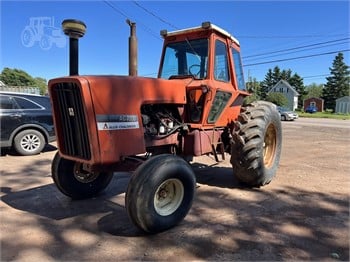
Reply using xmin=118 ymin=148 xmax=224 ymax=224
xmin=48 ymin=20 xmax=282 ymax=233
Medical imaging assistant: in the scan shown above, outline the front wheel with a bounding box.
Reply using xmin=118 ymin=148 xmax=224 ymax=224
xmin=125 ymin=154 xmax=196 ymax=233
xmin=230 ymin=101 xmax=282 ymax=187
xmin=51 ymin=152 xmax=113 ymax=199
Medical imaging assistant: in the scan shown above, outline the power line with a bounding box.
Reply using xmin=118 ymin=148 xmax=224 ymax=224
xmin=244 ymin=49 xmax=350 ymax=67
xmin=244 ymin=41 xmax=349 ymax=62
xmin=243 ymin=38 xmax=350 ymax=59
xmin=103 ymin=0 xmax=161 ymax=40
xmin=237 ymin=34 xmax=348 ymax=39
xmin=132 ymin=1 xmax=179 ymax=30
xmin=302 ymin=74 xmax=330 ymax=79
xmin=103 ymin=0 xmax=128 ymax=19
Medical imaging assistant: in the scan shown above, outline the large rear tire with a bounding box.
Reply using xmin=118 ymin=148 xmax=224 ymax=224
xmin=230 ymin=101 xmax=282 ymax=187
xmin=52 ymin=152 xmax=113 ymax=199
xmin=125 ymin=154 xmax=196 ymax=234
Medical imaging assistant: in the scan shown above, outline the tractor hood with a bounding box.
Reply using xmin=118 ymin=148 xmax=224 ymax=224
xmin=48 ymin=75 xmax=187 ymax=165
xmin=84 ymin=75 xmax=187 ymax=112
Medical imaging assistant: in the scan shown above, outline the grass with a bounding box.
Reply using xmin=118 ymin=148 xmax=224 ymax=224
xmin=298 ymin=111 xmax=350 ymax=120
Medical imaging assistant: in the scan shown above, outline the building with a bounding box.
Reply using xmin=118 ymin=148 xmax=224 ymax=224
xmin=268 ymin=80 xmax=299 ymax=111
xmin=303 ymin=97 xmax=324 ymax=112
xmin=335 ymin=96 xmax=350 ymax=114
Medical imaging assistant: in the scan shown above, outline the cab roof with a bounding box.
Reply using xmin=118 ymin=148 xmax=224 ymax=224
xmin=160 ymin=22 xmax=240 ymax=46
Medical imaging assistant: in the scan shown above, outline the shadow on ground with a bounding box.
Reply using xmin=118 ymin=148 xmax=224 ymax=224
xmin=1 ymin=158 xmax=349 ymax=261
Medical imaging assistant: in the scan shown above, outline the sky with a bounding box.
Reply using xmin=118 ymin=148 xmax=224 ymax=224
xmin=1 ymin=0 xmax=349 ymax=86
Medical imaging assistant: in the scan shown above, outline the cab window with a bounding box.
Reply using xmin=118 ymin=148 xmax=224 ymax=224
xmin=160 ymin=38 xmax=208 ymax=79
xmin=232 ymin=48 xmax=246 ymax=90
xmin=214 ymin=40 xmax=229 ymax=82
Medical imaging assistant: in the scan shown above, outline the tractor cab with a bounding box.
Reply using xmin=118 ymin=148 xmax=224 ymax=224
xmin=159 ymin=22 xmax=248 ymax=128
xmin=159 ymin=22 xmax=245 ymax=87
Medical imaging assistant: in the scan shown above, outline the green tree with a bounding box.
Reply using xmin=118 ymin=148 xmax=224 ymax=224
xmin=272 ymin=66 xmax=281 ymax=83
xmin=0 ymin=67 xmax=47 ymax=95
xmin=260 ymin=69 xmax=274 ymax=99
xmin=266 ymin=92 xmax=288 ymax=107
xmin=246 ymin=77 xmax=260 ymax=94
xmin=34 ymin=77 xmax=48 ymax=95
xmin=322 ymin=53 xmax=350 ymax=111
xmin=305 ymin=83 xmax=323 ymax=99
xmin=244 ymin=77 xmax=261 ymax=104
xmin=280 ymin=69 xmax=292 ymax=81
xmin=0 ymin=67 xmax=35 ymax=86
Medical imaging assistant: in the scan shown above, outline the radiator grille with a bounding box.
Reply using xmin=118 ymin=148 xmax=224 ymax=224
xmin=52 ymin=82 xmax=91 ymax=160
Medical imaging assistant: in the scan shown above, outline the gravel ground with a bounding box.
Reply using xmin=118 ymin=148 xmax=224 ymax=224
xmin=1 ymin=118 xmax=349 ymax=261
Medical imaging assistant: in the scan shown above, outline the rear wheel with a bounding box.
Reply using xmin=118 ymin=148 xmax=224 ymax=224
xmin=230 ymin=101 xmax=282 ymax=187
xmin=125 ymin=154 xmax=196 ymax=233
xmin=51 ymin=152 xmax=113 ymax=199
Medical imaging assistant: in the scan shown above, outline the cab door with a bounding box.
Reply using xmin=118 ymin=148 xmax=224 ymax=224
xmin=203 ymin=38 xmax=234 ymax=127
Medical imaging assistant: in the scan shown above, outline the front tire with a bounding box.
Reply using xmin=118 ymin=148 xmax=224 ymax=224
xmin=230 ymin=101 xmax=282 ymax=187
xmin=51 ymin=152 xmax=113 ymax=199
xmin=125 ymin=154 xmax=196 ymax=233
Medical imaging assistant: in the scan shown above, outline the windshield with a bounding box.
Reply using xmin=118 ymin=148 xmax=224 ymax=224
xmin=160 ymin=38 xmax=208 ymax=79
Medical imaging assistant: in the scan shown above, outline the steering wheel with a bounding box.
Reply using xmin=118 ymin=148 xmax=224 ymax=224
xmin=189 ymin=64 xmax=201 ymax=77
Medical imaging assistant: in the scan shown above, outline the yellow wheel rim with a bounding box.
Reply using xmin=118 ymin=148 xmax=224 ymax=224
xmin=263 ymin=123 xmax=277 ymax=168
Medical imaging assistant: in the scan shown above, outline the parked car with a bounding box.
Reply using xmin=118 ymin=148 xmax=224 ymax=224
xmin=305 ymin=105 xmax=318 ymax=113
xmin=0 ymin=92 xmax=56 ymax=155
xmin=277 ymin=106 xmax=299 ymax=121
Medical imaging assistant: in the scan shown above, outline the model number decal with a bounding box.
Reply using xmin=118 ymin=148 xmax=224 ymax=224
xmin=96 ymin=114 xmax=139 ymax=130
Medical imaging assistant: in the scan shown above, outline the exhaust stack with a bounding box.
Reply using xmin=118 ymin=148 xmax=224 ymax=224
xmin=126 ymin=19 xmax=138 ymax=76
xmin=62 ymin=19 xmax=86 ymax=76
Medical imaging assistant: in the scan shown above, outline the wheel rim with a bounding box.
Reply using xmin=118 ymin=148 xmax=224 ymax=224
xmin=154 ymin=178 xmax=184 ymax=216
xmin=73 ymin=163 xmax=99 ymax=183
xmin=263 ymin=123 xmax=277 ymax=168
xmin=20 ymin=134 xmax=41 ymax=152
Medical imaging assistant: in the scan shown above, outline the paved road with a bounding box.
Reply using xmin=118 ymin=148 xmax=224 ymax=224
xmin=1 ymin=118 xmax=349 ymax=261
xmin=288 ymin=117 xmax=350 ymax=129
